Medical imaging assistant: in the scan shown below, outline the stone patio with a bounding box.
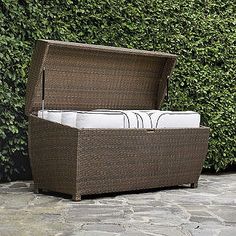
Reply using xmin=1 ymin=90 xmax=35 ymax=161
xmin=0 ymin=174 xmax=235 ymax=236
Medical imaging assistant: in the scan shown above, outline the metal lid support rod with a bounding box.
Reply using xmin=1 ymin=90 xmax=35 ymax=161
xmin=165 ymin=76 xmax=170 ymax=110
xmin=166 ymin=76 xmax=169 ymax=104
xmin=41 ymin=67 xmax=45 ymax=118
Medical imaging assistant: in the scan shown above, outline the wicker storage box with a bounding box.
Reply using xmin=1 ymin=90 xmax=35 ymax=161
xmin=26 ymin=40 xmax=209 ymax=201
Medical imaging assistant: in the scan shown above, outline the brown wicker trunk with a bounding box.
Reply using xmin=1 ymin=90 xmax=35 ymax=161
xmin=26 ymin=40 xmax=209 ymax=201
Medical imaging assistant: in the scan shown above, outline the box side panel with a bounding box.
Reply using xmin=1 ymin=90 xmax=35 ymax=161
xmin=76 ymin=128 xmax=209 ymax=195
xmin=28 ymin=115 xmax=78 ymax=195
xmin=25 ymin=41 xmax=49 ymax=115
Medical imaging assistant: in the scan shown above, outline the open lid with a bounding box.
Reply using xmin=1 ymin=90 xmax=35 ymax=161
xmin=25 ymin=40 xmax=177 ymax=115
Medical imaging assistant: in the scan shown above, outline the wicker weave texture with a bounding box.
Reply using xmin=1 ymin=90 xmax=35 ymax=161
xmin=25 ymin=40 xmax=176 ymax=114
xmin=29 ymin=115 xmax=209 ymax=199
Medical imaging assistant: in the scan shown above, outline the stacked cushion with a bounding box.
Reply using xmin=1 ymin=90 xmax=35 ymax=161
xmin=146 ymin=111 xmax=200 ymax=128
xmin=76 ymin=111 xmax=137 ymax=129
xmin=38 ymin=110 xmax=200 ymax=129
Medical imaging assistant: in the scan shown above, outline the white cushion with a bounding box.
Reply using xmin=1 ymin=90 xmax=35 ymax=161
xmin=38 ymin=110 xmax=48 ymax=119
xmin=38 ymin=110 xmax=62 ymax=123
xmin=61 ymin=111 xmax=77 ymax=127
xmin=147 ymin=111 xmax=200 ymax=128
xmin=76 ymin=110 xmax=138 ymax=129
xmin=47 ymin=110 xmax=62 ymax=123
xmin=38 ymin=110 xmax=200 ymax=129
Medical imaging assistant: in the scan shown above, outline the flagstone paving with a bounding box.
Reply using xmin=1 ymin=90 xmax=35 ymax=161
xmin=0 ymin=174 xmax=235 ymax=236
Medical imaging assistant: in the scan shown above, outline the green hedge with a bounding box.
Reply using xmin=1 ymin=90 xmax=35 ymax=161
xmin=0 ymin=0 xmax=235 ymax=180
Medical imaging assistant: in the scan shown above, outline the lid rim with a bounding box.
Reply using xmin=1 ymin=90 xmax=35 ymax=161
xmin=39 ymin=39 xmax=178 ymax=58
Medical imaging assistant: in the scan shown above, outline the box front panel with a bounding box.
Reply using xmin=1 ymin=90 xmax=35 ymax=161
xmin=77 ymin=128 xmax=209 ymax=195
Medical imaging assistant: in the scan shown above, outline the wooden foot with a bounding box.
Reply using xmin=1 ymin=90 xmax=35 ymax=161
xmin=72 ymin=193 xmax=81 ymax=201
xmin=190 ymin=182 xmax=198 ymax=188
